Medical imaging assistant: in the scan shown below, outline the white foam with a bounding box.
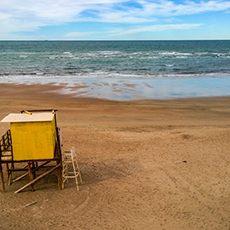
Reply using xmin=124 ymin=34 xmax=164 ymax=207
xmin=19 ymin=55 xmax=27 ymax=58
xmin=1 ymin=71 xmax=230 ymax=84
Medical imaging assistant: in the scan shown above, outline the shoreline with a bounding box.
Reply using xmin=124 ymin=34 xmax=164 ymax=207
xmin=1 ymin=82 xmax=230 ymax=128
xmin=1 ymin=81 xmax=230 ymax=102
xmin=1 ymin=76 xmax=230 ymax=100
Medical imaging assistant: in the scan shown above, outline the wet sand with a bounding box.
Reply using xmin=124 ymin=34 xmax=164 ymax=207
xmin=0 ymin=83 xmax=230 ymax=230
xmin=2 ymin=77 xmax=230 ymax=100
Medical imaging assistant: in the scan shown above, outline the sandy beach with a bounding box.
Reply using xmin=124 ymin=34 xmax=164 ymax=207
xmin=0 ymin=83 xmax=230 ymax=230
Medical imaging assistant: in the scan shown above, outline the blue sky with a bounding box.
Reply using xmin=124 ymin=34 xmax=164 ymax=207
xmin=1 ymin=0 xmax=230 ymax=40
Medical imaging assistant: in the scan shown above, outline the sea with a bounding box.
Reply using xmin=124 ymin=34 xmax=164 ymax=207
xmin=0 ymin=40 xmax=230 ymax=100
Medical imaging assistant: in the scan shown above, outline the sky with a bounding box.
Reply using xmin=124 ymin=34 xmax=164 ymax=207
xmin=0 ymin=0 xmax=230 ymax=40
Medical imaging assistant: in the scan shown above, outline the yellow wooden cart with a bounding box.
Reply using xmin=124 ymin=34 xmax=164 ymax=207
xmin=0 ymin=109 xmax=62 ymax=193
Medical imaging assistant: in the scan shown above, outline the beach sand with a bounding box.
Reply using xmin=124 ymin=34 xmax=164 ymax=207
xmin=0 ymin=83 xmax=230 ymax=230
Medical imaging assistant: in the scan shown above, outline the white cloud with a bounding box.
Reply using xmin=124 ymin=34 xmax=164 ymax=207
xmin=0 ymin=0 xmax=230 ymax=38
xmin=64 ymin=31 xmax=97 ymax=39
xmin=108 ymin=23 xmax=202 ymax=35
xmin=63 ymin=23 xmax=202 ymax=39
xmin=138 ymin=0 xmax=230 ymax=17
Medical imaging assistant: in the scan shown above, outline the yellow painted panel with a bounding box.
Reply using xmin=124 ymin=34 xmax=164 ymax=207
xmin=10 ymin=117 xmax=56 ymax=161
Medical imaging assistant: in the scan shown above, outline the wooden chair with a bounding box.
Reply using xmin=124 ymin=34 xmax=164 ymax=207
xmin=62 ymin=147 xmax=82 ymax=190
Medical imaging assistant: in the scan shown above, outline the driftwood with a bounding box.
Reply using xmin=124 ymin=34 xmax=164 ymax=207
xmin=24 ymin=201 xmax=37 ymax=208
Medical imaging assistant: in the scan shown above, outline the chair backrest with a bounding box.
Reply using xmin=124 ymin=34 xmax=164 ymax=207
xmin=70 ymin=147 xmax=76 ymax=159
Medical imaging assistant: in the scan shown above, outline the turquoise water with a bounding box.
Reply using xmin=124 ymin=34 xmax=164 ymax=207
xmin=0 ymin=40 xmax=230 ymax=100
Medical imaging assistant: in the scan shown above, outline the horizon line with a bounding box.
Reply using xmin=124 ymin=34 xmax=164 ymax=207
xmin=0 ymin=39 xmax=230 ymax=42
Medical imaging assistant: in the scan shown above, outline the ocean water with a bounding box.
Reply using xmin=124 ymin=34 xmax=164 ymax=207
xmin=0 ymin=40 xmax=230 ymax=100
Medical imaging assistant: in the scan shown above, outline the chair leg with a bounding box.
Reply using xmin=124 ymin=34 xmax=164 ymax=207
xmin=75 ymin=160 xmax=83 ymax=184
xmin=72 ymin=161 xmax=79 ymax=191
xmin=62 ymin=148 xmax=82 ymax=190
